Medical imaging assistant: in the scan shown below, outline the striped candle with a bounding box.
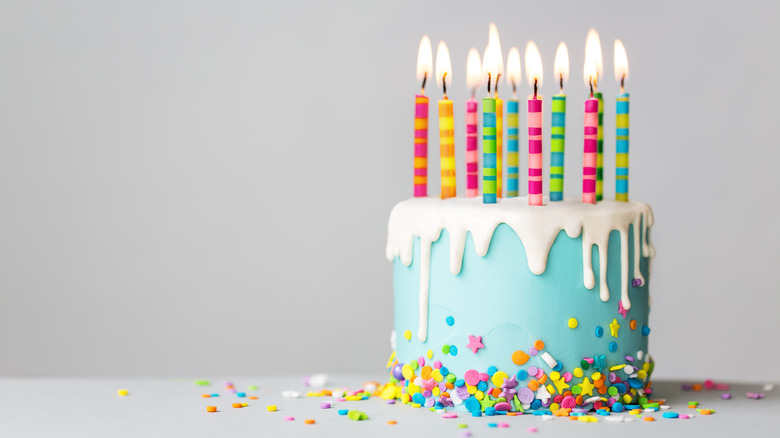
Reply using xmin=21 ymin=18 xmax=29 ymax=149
xmin=616 ymin=93 xmax=630 ymax=201
xmin=466 ymin=99 xmax=479 ymax=197
xmin=439 ymin=99 xmax=456 ymax=198
xmin=483 ymin=97 xmax=497 ymax=204
xmin=527 ymin=98 xmax=543 ymax=206
xmin=595 ymin=91 xmax=604 ymax=201
xmin=550 ymin=94 xmax=566 ymax=201
xmin=496 ymin=98 xmax=503 ymax=198
xmin=506 ymin=99 xmax=519 ymax=197
xmin=413 ymin=95 xmax=429 ymax=197
xmin=583 ymin=97 xmax=599 ymax=204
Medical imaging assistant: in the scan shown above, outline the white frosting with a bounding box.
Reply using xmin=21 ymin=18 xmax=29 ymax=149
xmin=386 ymin=196 xmax=655 ymax=342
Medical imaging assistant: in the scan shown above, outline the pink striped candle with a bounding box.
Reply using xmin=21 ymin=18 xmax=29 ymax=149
xmin=414 ymin=95 xmax=429 ymax=197
xmin=583 ymin=97 xmax=598 ymax=204
xmin=528 ymin=98 xmax=543 ymax=206
xmin=466 ymin=98 xmax=479 ymax=197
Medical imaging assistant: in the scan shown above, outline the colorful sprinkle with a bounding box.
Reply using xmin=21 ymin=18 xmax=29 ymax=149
xmin=206 ymin=406 xmax=217 ymax=412
xmin=467 ymin=335 xmax=484 ymax=354
xmin=568 ymin=318 xmax=578 ymax=329
xmin=404 ymin=330 xmax=412 ymax=340
xmin=446 ymin=316 xmax=455 ymax=326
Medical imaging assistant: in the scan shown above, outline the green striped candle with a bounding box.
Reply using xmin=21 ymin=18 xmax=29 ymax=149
xmin=550 ymin=95 xmax=566 ymax=201
xmin=483 ymin=97 xmax=497 ymax=204
xmin=595 ymin=91 xmax=604 ymax=201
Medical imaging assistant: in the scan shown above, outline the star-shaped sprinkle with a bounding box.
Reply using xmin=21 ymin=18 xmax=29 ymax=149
xmin=610 ymin=319 xmax=621 ymax=338
xmin=578 ymin=377 xmax=595 ymax=396
xmin=535 ymin=384 xmax=552 ymax=404
xmin=618 ymin=301 xmax=628 ymax=318
xmin=553 ymin=376 xmax=570 ymax=394
xmin=467 ymin=335 xmax=485 ymax=353
xmin=479 ymin=395 xmax=496 ymax=410
xmin=593 ymin=355 xmax=606 ymax=370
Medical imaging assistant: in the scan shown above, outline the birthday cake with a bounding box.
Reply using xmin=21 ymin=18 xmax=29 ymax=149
xmin=382 ymin=196 xmax=655 ymax=413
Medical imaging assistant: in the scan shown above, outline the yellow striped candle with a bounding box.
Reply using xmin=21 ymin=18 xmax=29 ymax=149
xmin=439 ymin=98 xmax=455 ymax=198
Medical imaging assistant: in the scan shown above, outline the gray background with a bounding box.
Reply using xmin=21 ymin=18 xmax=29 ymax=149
xmin=0 ymin=0 xmax=777 ymax=381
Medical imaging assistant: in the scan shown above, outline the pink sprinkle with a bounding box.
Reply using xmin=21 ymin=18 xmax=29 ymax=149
xmin=433 ymin=361 xmax=442 ymax=369
xmin=679 ymin=414 xmax=689 ymax=419
xmin=563 ymin=372 xmax=572 ymax=383
xmin=284 ymin=416 xmax=295 ymax=421
xmin=442 ymin=413 xmax=458 ymax=419
xmin=418 ymin=357 xmax=426 ymax=367
xmin=584 ymin=358 xmax=594 ymax=364
xmin=337 ymin=398 xmax=346 ymax=402
xmin=527 ymin=427 xmax=538 ymax=433
xmin=704 ymin=379 xmax=714 ymax=390
xmin=498 ymin=423 xmax=509 ymax=428
xmin=714 ymin=383 xmax=730 ymax=390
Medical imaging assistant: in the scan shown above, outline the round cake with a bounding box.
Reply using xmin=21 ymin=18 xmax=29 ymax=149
xmin=382 ymin=196 xmax=655 ymax=413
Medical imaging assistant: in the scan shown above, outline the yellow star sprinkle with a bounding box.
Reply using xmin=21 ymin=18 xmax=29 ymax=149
xmin=553 ymin=377 xmax=570 ymax=394
xmin=578 ymin=377 xmax=595 ymax=396
xmin=610 ymin=319 xmax=621 ymax=338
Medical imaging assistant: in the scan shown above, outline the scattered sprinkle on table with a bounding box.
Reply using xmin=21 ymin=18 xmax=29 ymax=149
xmin=117 ymin=389 xmax=128 ymax=396
xmin=206 ymin=406 xmax=216 ymax=413
xmin=266 ymin=405 xmax=277 ymax=412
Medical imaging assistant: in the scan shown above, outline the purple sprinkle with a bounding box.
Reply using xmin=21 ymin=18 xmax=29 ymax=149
xmin=608 ymin=372 xmax=617 ymax=383
xmin=572 ymin=408 xmax=590 ymax=414
xmin=462 ymin=432 xmax=472 ymax=437
xmin=320 ymin=401 xmax=331 ymax=409
xmin=517 ymin=388 xmax=535 ymax=404
xmin=681 ymin=384 xmax=693 ymax=391
xmin=632 ymin=278 xmax=643 ymax=287
xmin=625 ymin=355 xmax=635 ymax=362
xmin=529 ymin=347 xmax=539 ymax=356
xmin=746 ymin=392 xmax=764 ymax=399
xmin=528 ymin=366 xmax=539 ymax=376
xmin=386 ymin=399 xmax=396 ymax=404
xmin=721 ymin=393 xmax=731 ymax=400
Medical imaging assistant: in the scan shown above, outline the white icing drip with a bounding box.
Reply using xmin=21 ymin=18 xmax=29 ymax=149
xmin=387 ymin=196 xmax=655 ymax=341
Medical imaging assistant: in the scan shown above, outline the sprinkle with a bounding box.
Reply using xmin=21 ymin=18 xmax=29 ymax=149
xmin=595 ymin=326 xmax=604 ymax=337
xmin=746 ymin=392 xmax=764 ymax=400
xmin=387 ymin=420 xmax=397 ymax=425
xmin=210 ymin=393 xmax=219 ymax=397
xmin=446 ymin=316 xmax=455 ymax=326
xmin=194 ymin=380 xmax=210 ymax=386
xmin=281 ymin=390 xmax=301 ymax=399
xmin=458 ymin=424 xmax=468 ymax=428
xmin=679 ymin=414 xmax=690 ymax=419
xmin=201 ymin=394 xmax=211 ymax=398
xmin=449 ymin=345 xmax=459 ymax=356
xmin=320 ymin=402 xmax=331 ymax=409
xmin=698 ymin=409 xmax=713 ymax=415
xmin=232 ymin=403 xmax=243 ymax=408
xmin=487 ymin=423 xmax=497 ymax=428
xmin=347 ymin=410 xmax=368 ymax=421
xmin=498 ymin=423 xmax=509 ymax=428
xmin=541 ymin=352 xmax=558 ymax=369
xmin=266 ymin=405 xmax=277 ymax=412
xmin=248 ymin=385 xmax=258 ymax=390
xmin=442 ymin=412 xmax=458 ymax=418
xmin=527 ymin=427 xmax=538 ymax=433
xmin=236 ymin=392 xmax=246 ymax=398
xmin=609 ymin=319 xmax=621 ymax=337
xmin=568 ymin=318 xmax=578 ymax=328
xmin=338 ymin=409 xmax=349 ymax=415
xmin=404 ymin=330 xmax=412 ymax=340
xmin=512 ymin=351 xmax=530 ymax=365
xmin=534 ymin=340 xmax=545 ymax=350
xmin=206 ymin=406 xmax=217 ymax=412
xmin=304 ymin=419 xmax=315 ymax=425
xmin=117 ymin=389 xmax=128 ymax=397
xmin=467 ymin=335 xmax=485 ymax=354
xmin=722 ymin=393 xmax=731 ymax=400
xmin=764 ymin=384 xmax=775 ymax=391
xmin=662 ymin=412 xmax=679 ymax=419
xmin=641 ymin=325 xmax=650 ymax=336
xmin=643 ymin=416 xmax=654 ymax=422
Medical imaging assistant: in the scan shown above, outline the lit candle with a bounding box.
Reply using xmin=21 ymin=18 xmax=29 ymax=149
xmin=550 ymin=42 xmax=569 ymax=202
xmin=465 ymin=49 xmax=481 ymax=198
xmin=436 ymin=41 xmax=455 ymax=199
xmin=489 ymin=24 xmax=505 ymax=198
xmin=482 ymin=43 xmax=500 ymax=204
xmin=413 ymin=36 xmax=432 ymax=197
xmin=585 ymin=29 xmax=605 ymax=201
xmin=614 ymin=39 xmax=630 ymax=202
xmin=505 ymin=47 xmax=522 ymax=198
xmin=583 ymin=46 xmax=599 ymax=204
xmin=525 ymin=41 xmax=544 ymax=206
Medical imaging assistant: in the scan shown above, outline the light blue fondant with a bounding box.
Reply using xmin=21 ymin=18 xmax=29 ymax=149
xmin=393 ymin=223 xmax=650 ymax=379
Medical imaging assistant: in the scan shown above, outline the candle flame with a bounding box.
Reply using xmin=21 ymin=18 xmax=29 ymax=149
xmin=553 ymin=42 xmax=569 ymax=87
xmin=584 ymin=29 xmax=603 ymax=85
xmin=505 ymin=47 xmax=522 ymax=93
xmin=482 ymin=43 xmax=500 ymax=95
xmin=488 ymin=23 xmax=504 ymax=79
xmin=435 ymin=41 xmax=452 ymax=93
xmin=466 ymin=48 xmax=482 ymax=93
xmin=416 ymin=35 xmax=433 ymax=89
xmin=614 ymin=39 xmax=629 ymax=85
xmin=524 ymin=41 xmax=543 ymax=90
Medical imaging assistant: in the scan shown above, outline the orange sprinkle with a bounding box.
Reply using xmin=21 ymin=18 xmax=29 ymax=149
xmin=563 ymin=390 xmax=573 ymax=398
xmin=630 ymin=319 xmax=637 ymax=330
xmin=232 ymin=403 xmax=243 ymax=408
xmin=538 ymin=374 xmax=548 ymax=385
xmin=321 ymin=390 xmax=333 ymax=396
xmin=512 ymin=350 xmax=530 ymax=365
xmin=206 ymin=406 xmax=217 ymax=412
xmin=445 ymin=382 xmax=454 ymax=390
xmin=597 ymin=386 xmax=607 ymax=395
xmin=700 ymin=409 xmax=712 ymax=415
xmin=441 ymin=391 xmax=450 ymax=398
xmin=528 ymin=380 xmax=540 ymax=391
xmin=491 ymin=388 xmax=502 ymax=398
xmin=507 ymin=412 xmax=518 ymax=416
xmin=249 ymin=396 xmax=258 ymax=400
xmin=575 ymin=395 xmax=584 ymax=405
xmin=304 ymin=419 xmax=316 ymax=425
xmin=387 ymin=420 xmax=397 ymax=425
xmin=420 ymin=366 xmax=433 ymax=380
xmin=201 ymin=394 xmax=211 ymax=398
xmin=643 ymin=416 xmax=655 ymax=422
xmin=534 ymin=340 xmax=545 ymax=350
xmin=594 ymin=379 xmax=604 ymax=388
xmin=692 ymin=384 xmax=702 ymax=391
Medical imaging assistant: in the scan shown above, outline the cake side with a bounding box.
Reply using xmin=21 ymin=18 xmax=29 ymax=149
xmin=384 ymin=197 xmax=655 ymax=412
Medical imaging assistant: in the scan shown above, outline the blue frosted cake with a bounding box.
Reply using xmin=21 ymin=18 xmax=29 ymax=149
xmin=382 ymin=196 xmax=655 ymax=413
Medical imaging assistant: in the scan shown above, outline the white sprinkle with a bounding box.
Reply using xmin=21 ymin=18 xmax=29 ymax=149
xmin=308 ymin=374 xmax=329 ymax=387
xmin=660 ymin=405 xmax=671 ymax=410
xmin=637 ymin=350 xmax=644 ymax=360
xmin=331 ymin=390 xmax=345 ymax=398
xmin=644 ymin=408 xmax=656 ymax=412
xmin=764 ymin=384 xmax=775 ymax=391
xmin=623 ymin=365 xmax=635 ymax=374
xmin=414 ymin=376 xmax=423 ymax=387
xmin=363 ymin=382 xmax=378 ymax=393
xmin=282 ymin=390 xmax=301 ymax=398
xmin=541 ymin=352 xmax=558 ymax=369
xmin=542 ymin=414 xmax=554 ymax=421
xmin=604 ymin=415 xmax=624 ymax=422
xmin=624 ymin=416 xmax=636 ymax=422
xmin=584 ymin=396 xmax=601 ymax=404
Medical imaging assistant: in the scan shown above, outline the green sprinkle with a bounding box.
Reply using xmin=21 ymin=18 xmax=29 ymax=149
xmin=458 ymin=424 xmax=468 ymax=428
xmin=248 ymin=385 xmax=258 ymax=391
xmin=347 ymin=410 xmax=368 ymax=421
xmin=194 ymin=380 xmax=211 ymax=386
xmin=442 ymin=345 xmax=450 ymax=355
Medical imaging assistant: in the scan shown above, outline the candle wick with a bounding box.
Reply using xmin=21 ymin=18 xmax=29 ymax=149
xmin=487 ymin=73 xmax=492 ymax=96
xmin=533 ymin=78 xmax=538 ymax=99
xmin=442 ymin=72 xmax=447 ymax=99
xmin=589 ymin=77 xmax=593 ymax=98
xmin=494 ymin=73 xmax=501 ymax=98
xmin=511 ymin=78 xmax=516 ymax=96
xmin=421 ymin=71 xmax=427 ymax=95
xmin=620 ymin=74 xmax=625 ymax=94
xmin=559 ymin=74 xmax=563 ymax=94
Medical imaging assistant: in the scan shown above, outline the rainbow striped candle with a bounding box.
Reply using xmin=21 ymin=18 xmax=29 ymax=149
xmin=616 ymin=93 xmax=630 ymax=201
xmin=528 ymin=98 xmax=543 ymax=206
xmin=506 ymin=99 xmax=519 ymax=197
xmin=414 ymin=95 xmax=429 ymax=197
xmin=439 ymin=98 xmax=455 ymax=198
xmin=466 ymin=99 xmax=479 ymax=197
xmin=595 ymin=91 xmax=604 ymax=201
xmin=583 ymin=97 xmax=599 ymax=204
xmin=550 ymin=94 xmax=566 ymax=201
xmin=483 ymin=97 xmax=497 ymax=204
xmin=496 ymin=97 xmax=503 ymax=198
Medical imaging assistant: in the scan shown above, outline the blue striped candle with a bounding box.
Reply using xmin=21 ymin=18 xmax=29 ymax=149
xmin=616 ymin=93 xmax=630 ymax=201
xmin=550 ymin=94 xmax=566 ymax=201
xmin=506 ymin=99 xmax=519 ymax=197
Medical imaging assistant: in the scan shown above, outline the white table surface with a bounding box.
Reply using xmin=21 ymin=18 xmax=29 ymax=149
xmin=0 ymin=375 xmax=775 ymax=437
